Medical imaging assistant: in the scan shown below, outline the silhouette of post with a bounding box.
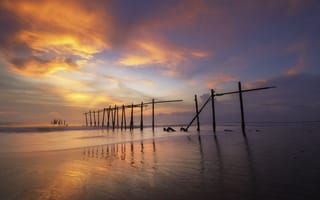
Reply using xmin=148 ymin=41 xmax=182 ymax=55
xmin=84 ymin=113 xmax=88 ymax=127
xmin=123 ymin=105 xmax=127 ymax=130
xmin=89 ymin=110 xmax=92 ymax=127
xmin=130 ymin=104 xmax=134 ymax=130
xmin=107 ymin=106 xmax=111 ymax=128
xmin=116 ymin=106 xmax=119 ymax=129
xmin=195 ymin=95 xmax=200 ymax=131
xmin=152 ymin=99 xmax=155 ymax=131
xmin=97 ymin=110 xmax=100 ymax=127
xmin=121 ymin=105 xmax=124 ymax=130
xmin=238 ymin=82 xmax=246 ymax=136
xmin=102 ymin=108 xmax=105 ymax=127
xmin=93 ymin=111 xmax=96 ymax=127
xmin=112 ymin=105 xmax=116 ymax=130
xmin=140 ymin=102 xmax=143 ymax=130
xmin=211 ymin=89 xmax=216 ymax=135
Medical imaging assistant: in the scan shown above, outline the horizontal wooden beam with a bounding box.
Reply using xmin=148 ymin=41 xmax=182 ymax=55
xmin=215 ymin=86 xmax=276 ymax=96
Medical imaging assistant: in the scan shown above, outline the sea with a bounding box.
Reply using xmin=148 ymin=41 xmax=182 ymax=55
xmin=0 ymin=122 xmax=319 ymax=199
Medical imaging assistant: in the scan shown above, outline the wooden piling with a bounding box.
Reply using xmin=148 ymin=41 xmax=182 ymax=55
xmin=238 ymin=81 xmax=246 ymax=136
xmin=195 ymin=95 xmax=200 ymax=131
xmin=97 ymin=110 xmax=100 ymax=127
xmin=130 ymin=104 xmax=134 ymax=130
xmin=84 ymin=113 xmax=88 ymax=127
xmin=102 ymin=108 xmax=105 ymax=127
xmin=112 ymin=105 xmax=116 ymax=130
xmin=152 ymin=99 xmax=155 ymax=131
xmin=121 ymin=105 xmax=124 ymax=130
xmin=211 ymin=89 xmax=216 ymax=135
xmin=116 ymin=106 xmax=119 ymax=129
xmin=89 ymin=110 xmax=92 ymax=127
xmin=107 ymin=106 xmax=111 ymax=128
xmin=93 ymin=110 xmax=96 ymax=127
xmin=140 ymin=102 xmax=143 ymax=130
xmin=124 ymin=106 xmax=127 ymax=130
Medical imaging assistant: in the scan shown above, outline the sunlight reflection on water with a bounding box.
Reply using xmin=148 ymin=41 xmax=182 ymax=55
xmin=0 ymin=124 xmax=319 ymax=199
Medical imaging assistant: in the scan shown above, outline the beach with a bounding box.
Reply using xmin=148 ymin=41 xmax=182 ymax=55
xmin=0 ymin=123 xmax=319 ymax=199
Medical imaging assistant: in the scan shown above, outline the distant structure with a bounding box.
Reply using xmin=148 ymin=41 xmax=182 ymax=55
xmin=51 ymin=119 xmax=68 ymax=126
xmin=84 ymin=99 xmax=183 ymax=131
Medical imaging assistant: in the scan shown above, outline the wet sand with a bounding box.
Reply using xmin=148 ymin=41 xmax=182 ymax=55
xmin=0 ymin=124 xmax=319 ymax=199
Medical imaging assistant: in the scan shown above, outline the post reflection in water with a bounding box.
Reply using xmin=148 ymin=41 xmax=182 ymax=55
xmin=82 ymin=138 xmax=157 ymax=172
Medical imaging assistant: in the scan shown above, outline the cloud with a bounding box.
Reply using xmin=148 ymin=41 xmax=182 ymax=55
xmin=118 ymin=39 xmax=208 ymax=68
xmin=0 ymin=0 xmax=110 ymax=76
xmin=206 ymin=74 xmax=237 ymax=89
xmin=286 ymin=41 xmax=307 ymax=76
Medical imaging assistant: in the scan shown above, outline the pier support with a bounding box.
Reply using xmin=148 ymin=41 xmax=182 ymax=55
xmin=102 ymin=108 xmax=105 ymax=127
xmin=97 ymin=110 xmax=100 ymax=127
xmin=112 ymin=105 xmax=116 ymax=130
xmin=211 ymin=89 xmax=216 ymax=135
xmin=89 ymin=110 xmax=92 ymax=127
xmin=107 ymin=106 xmax=111 ymax=128
xmin=195 ymin=95 xmax=200 ymax=131
xmin=238 ymin=82 xmax=246 ymax=136
xmin=140 ymin=102 xmax=143 ymax=130
xmin=152 ymin=99 xmax=155 ymax=131
xmin=93 ymin=111 xmax=96 ymax=127
xmin=130 ymin=104 xmax=134 ymax=131
xmin=84 ymin=113 xmax=88 ymax=127
xmin=116 ymin=106 xmax=119 ymax=129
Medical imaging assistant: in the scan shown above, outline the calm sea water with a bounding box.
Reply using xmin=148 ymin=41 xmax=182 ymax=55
xmin=0 ymin=123 xmax=319 ymax=199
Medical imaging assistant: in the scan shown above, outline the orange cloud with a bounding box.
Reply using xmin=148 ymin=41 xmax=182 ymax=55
xmin=1 ymin=0 xmax=110 ymax=76
xmin=206 ymin=74 xmax=237 ymax=89
xmin=118 ymin=39 xmax=209 ymax=78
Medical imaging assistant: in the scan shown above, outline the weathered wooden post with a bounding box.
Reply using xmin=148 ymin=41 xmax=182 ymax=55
xmin=140 ymin=102 xmax=143 ymax=130
xmin=116 ymin=106 xmax=119 ymax=129
xmin=97 ymin=110 xmax=100 ymax=127
xmin=124 ymin=106 xmax=127 ymax=130
xmin=211 ymin=89 xmax=216 ymax=135
xmin=89 ymin=110 xmax=92 ymax=127
xmin=121 ymin=105 xmax=124 ymax=130
xmin=112 ymin=105 xmax=116 ymax=130
xmin=130 ymin=104 xmax=134 ymax=130
xmin=195 ymin=95 xmax=200 ymax=131
xmin=93 ymin=110 xmax=96 ymax=127
xmin=238 ymin=81 xmax=246 ymax=136
xmin=152 ymin=99 xmax=155 ymax=131
xmin=107 ymin=106 xmax=111 ymax=128
xmin=102 ymin=108 xmax=105 ymax=127
xmin=84 ymin=112 xmax=88 ymax=127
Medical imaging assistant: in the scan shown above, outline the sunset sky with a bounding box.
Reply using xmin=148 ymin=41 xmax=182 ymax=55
xmin=0 ymin=0 xmax=320 ymax=124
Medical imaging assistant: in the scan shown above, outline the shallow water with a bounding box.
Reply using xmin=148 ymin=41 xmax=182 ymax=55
xmin=0 ymin=124 xmax=319 ymax=199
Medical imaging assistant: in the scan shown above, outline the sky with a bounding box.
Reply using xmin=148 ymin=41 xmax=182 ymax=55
xmin=0 ymin=0 xmax=320 ymax=125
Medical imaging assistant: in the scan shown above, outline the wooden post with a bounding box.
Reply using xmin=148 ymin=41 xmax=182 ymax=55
xmin=112 ymin=105 xmax=116 ymax=130
xmin=140 ymin=102 xmax=143 ymax=130
xmin=211 ymin=89 xmax=216 ymax=135
xmin=116 ymin=106 xmax=119 ymax=129
xmin=97 ymin=110 xmax=100 ymax=127
xmin=238 ymin=81 xmax=246 ymax=136
xmin=130 ymin=104 xmax=134 ymax=130
xmin=93 ymin=110 xmax=96 ymax=127
xmin=195 ymin=95 xmax=200 ymax=131
xmin=152 ymin=99 xmax=155 ymax=131
xmin=121 ymin=105 xmax=124 ymax=130
xmin=107 ymin=106 xmax=111 ymax=128
xmin=124 ymin=106 xmax=127 ymax=130
xmin=89 ymin=110 xmax=92 ymax=127
xmin=102 ymin=108 xmax=105 ymax=127
xmin=84 ymin=113 xmax=88 ymax=127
